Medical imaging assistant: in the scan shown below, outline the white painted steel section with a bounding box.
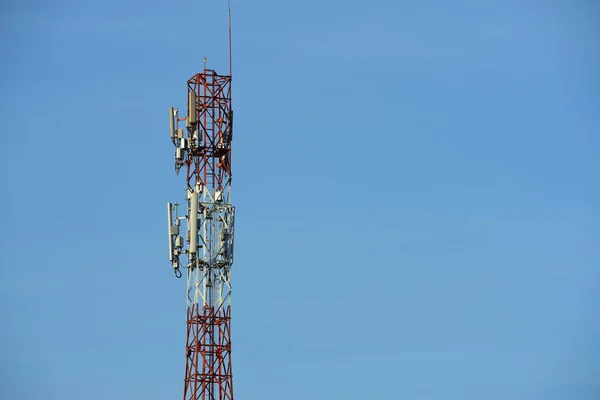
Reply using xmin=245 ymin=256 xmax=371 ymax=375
xmin=189 ymin=190 xmax=198 ymax=256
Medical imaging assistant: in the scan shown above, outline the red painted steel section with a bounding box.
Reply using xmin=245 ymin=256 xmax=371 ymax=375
xmin=183 ymin=69 xmax=232 ymax=193
xmin=183 ymin=304 xmax=233 ymax=400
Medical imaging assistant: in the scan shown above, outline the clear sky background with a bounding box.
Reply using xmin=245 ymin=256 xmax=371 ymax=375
xmin=1 ymin=0 xmax=598 ymax=399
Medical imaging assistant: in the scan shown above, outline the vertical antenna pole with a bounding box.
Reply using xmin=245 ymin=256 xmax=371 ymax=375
xmin=228 ymin=0 xmax=233 ymax=78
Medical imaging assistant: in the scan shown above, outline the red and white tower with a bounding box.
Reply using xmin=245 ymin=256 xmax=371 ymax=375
xmin=167 ymin=5 xmax=235 ymax=399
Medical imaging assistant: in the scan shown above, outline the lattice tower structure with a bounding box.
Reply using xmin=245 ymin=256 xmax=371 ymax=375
xmin=167 ymin=66 xmax=235 ymax=400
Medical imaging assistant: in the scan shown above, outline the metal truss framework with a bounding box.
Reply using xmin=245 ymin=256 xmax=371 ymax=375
xmin=169 ymin=67 xmax=235 ymax=400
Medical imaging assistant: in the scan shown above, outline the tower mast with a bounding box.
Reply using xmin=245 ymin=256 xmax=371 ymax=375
xmin=167 ymin=3 xmax=235 ymax=399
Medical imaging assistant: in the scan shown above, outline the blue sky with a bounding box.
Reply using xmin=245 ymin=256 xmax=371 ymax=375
xmin=0 ymin=0 xmax=598 ymax=399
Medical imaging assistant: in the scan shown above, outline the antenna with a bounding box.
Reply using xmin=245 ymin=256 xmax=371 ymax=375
xmin=167 ymin=203 xmax=174 ymax=263
xmin=228 ymin=0 xmax=233 ymax=77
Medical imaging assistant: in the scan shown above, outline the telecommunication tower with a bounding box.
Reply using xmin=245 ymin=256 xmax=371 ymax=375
xmin=166 ymin=3 xmax=236 ymax=399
